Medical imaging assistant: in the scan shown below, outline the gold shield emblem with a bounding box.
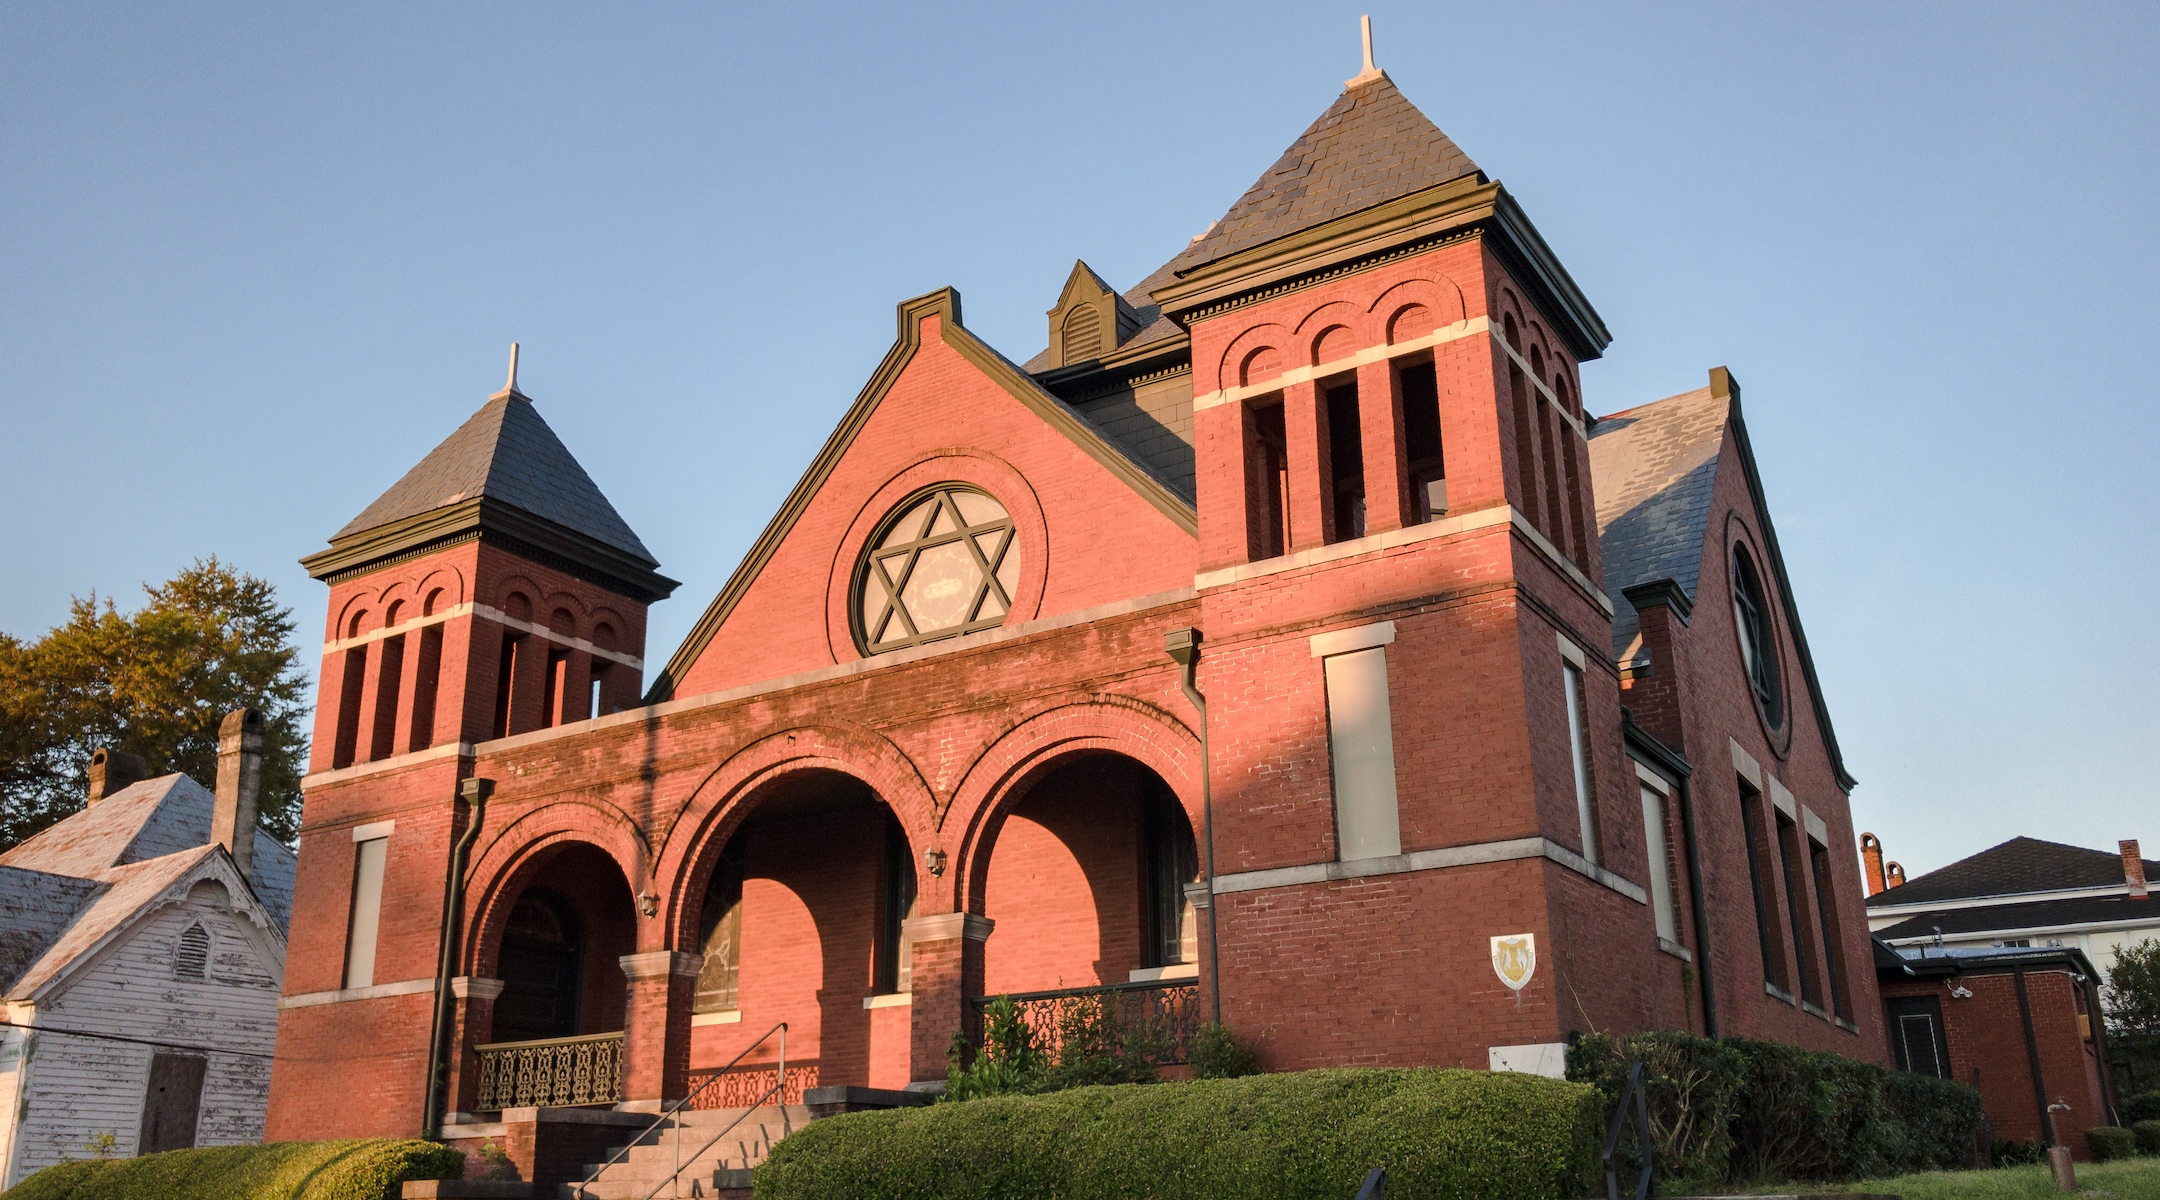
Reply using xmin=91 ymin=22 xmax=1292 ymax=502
xmin=1490 ymin=934 xmax=1536 ymax=991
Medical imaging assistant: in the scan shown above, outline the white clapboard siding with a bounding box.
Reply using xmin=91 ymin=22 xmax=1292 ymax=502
xmin=5 ymin=880 xmax=281 ymax=1186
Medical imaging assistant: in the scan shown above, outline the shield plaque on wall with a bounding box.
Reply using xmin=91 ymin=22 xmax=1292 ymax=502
xmin=1490 ymin=933 xmax=1536 ymax=991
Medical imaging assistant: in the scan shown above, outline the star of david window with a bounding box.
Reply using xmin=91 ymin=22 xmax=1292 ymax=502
xmin=855 ymin=486 xmax=1019 ymax=655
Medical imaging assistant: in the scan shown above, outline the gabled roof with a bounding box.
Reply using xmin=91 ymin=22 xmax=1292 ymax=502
xmin=1873 ymin=894 xmax=2160 ymax=941
xmin=0 ymin=774 xmax=296 ymax=933
xmin=647 ymin=288 xmax=1197 ymax=703
xmin=1588 ymin=371 xmax=1856 ymax=790
xmin=1174 ymin=74 xmax=1480 ymax=272
xmin=1868 ymin=836 xmax=2160 ymax=908
xmin=334 ymin=388 xmax=656 ymax=565
xmin=1589 ymin=385 xmax=1728 ymax=663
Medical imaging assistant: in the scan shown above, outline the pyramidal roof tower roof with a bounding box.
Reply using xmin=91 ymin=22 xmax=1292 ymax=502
xmin=303 ymin=347 xmax=676 ymax=600
xmin=1175 ymin=23 xmax=1482 ymax=271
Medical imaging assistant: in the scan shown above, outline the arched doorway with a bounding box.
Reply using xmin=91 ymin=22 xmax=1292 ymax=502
xmin=682 ymin=769 xmax=917 ymax=1099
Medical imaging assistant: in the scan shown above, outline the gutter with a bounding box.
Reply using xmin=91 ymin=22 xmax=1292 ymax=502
xmin=422 ymin=777 xmax=492 ymax=1139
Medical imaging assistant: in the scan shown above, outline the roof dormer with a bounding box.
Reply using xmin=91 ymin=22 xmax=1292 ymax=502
xmin=1046 ymin=260 xmax=1142 ymax=369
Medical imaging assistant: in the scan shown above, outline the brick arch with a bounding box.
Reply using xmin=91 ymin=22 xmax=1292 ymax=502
xmin=333 ymin=588 xmax=381 ymax=639
xmin=1494 ymin=287 xmax=1527 ymax=346
xmin=945 ymin=696 xmax=1201 ymax=917
xmin=495 ymin=574 xmax=545 ymax=621
xmin=463 ymin=800 xmax=654 ymax=975
xmin=1292 ymin=300 xmax=1368 ymax=366
xmin=1215 ymin=321 xmax=1292 ymax=391
xmin=652 ymin=724 xmax=940 ymax=953
xmin=820 ymin=451 xmax=1049 ymax=666
xmin=1367 ymin=277 xmax=1468 ymax=342
xmin=414 ymin=566 xmax=466 ymax=613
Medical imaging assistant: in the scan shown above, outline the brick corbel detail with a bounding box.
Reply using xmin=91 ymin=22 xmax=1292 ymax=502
xmin=443 ymin=976 xmax=505 ymax=1116
xmin=619 ymin=952 xmax=699 ymax=1103
xmin=903 ymin=914 xmax=993 ymax=1084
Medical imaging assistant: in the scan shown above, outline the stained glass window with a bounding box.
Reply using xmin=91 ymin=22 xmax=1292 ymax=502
xmin=856 ymin=486 xmax=1018 ymax=654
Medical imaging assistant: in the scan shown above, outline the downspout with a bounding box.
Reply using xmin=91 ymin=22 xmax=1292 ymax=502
xmin=2085 ymin=968 xmax=2120 ymax=1124
xmin=1675 ymin=773 xmax=1719 ymax=1038
xmin=422 ymin=776 xmax=493 ymax=1140
xmin=2012 ymin=965 xmax=2053 ymax=1146
xmin=1164 ymin=628 xmax=1220 ymax=1026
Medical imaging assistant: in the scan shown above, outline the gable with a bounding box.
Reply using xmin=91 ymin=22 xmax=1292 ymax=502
xmin=654 ymin=289 xmax=1198 ymax=701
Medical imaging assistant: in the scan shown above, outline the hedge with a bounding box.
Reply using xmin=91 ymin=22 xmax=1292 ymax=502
xmin=1569 ymin=1030 xmax=1985 ymax=1189
xmin=0 ymin=1139 xmax=463 ymax=1200
xmin=2088 ymin=1126 xmax=2138 ymax=1162
xmin=754 ymin=1068 xmax=1601 ymax=1200
xmin=2136 ymin=1120 xmax=2160 ymax=1156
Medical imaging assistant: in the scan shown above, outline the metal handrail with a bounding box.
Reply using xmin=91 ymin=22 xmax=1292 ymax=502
xmin=965 ymin=976 xmax=1197 ymax=1004
xmin=1602 ymin=1061 xmax=1655 ymax=1200
xmin=573 ymin=1020 xmax=786 ymax=1200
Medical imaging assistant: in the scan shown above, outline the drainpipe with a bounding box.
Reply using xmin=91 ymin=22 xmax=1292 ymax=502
xmin=1675 ymin=774 xmax=1719 ymax=1038
xmin=2012 ymin=965 xmax=2053 ymax=1146
xmin=422 ymin=776 xmax=493 ymax=1140
xmin=1164 ymin=628 xmax=1221 ymax=1026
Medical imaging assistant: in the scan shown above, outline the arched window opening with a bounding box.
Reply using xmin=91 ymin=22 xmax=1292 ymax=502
xmin=854 ymin=486 xmax=1019 ymax=655
xmin=495 ymin=888 xmax=584 ymax=1042
xmin=694 ymin=843 xmax=746 ymax=1014
xmin=174 ymin=923 xmax=210 ymax=981
xmin=333 ymin=644 xmax=367 ymax=769
xmin=1143 ymin=782 xmax=1198 ymax=969
xmin=1731 ymin=545 xmax=1784 ymax=726
xmin=1400 ymin=359 xmax=1445 ymax=522
xmin=874 ymin=812 xmax=917 ymax=994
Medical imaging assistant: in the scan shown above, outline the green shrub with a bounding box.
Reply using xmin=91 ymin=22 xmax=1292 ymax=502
xmin=2125 ymin=1088 xmax=2160 ymax=1123
xmin=2133 ymin=1119 xmax=2160 ymax=1156
xmin=0 ymin=1138 xmax=463 ymax=1200
xmin=943 ymin=992 xmax=1169 ymax=1101
xmin=756 ymin=1068 xmax=1601 ymax=1200
xmin=1991 ymin=1137 xmax=2045 ymax=1167
xmin=2088 ymin=1126 xmax=2138 ymax=1162
xmin=1568 ymin=1030 xmax=1984 ymax=1188
xmin=1187 ymin=1022 xmax=1259 ymax=1079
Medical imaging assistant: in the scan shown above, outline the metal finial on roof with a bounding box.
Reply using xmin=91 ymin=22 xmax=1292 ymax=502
xmin=1346 ymin=15 xmax=1386 ymax=87
xmin=505 ymin=343 xmax=521 ymax=396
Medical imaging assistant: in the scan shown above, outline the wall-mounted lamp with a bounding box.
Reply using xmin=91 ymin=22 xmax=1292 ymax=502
xmin=1950 ymin=983 xmax=1974 ymax=1000
xmin=923 ymin=847 xmax=947 ymax=877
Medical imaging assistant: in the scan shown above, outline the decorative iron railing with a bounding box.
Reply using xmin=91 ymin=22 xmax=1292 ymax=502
xmin=968 ymin=978 xmax=1202 ymax=1065
xmin=475 ymin=1031 xmax=624 ymax=1110
xmin=682 ymin=1063 xmax=817 ymax=1109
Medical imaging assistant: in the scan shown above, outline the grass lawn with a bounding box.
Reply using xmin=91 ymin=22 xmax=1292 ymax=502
xmin=1714 ymin=1157 xmax=2160 ymax=1198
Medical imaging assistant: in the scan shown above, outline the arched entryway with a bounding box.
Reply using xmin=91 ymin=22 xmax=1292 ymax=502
xmin=680 ymin=768 xmax=918 ymax=1099
xmin=979 ymin=753 xmax=1197 ymax=993
xmin=469 ymin=840 xmax=637 ymax=1110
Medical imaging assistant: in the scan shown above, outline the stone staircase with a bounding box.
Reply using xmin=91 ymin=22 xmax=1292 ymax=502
xmin=558 ymin=1104 xmax=813 ymax=1199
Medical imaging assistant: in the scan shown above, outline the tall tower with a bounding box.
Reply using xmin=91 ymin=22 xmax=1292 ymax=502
xmin=1151 ymin=53 xmax=1655 ymax=1063
xmin=270 ymin=362 xmax=675 ymax=1139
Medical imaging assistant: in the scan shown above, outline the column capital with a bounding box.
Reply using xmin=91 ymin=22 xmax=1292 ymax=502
xmin=901 ymin=912 xmax=995 ymax=943
xmin=619 ymin=950 xmax=701 ymax=979
xmin=450 ymin=975 xmax=505 ymax=1001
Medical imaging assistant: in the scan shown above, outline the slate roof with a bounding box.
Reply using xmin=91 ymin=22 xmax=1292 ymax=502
xmin=1867 ymin=836 xmax=2160 ymax=908
xmin=334 ymin=389 xmax=657 ymax=566
xmin=1873 ymin=894 xmax=2160 ymax=942
xmin=1174 ymin=74 xmax=1480 ymax=272
xmin=1587 ymin=386 xmax=1732 ymax=662
xmin=0 ymin=773 xmax=297 ymax=977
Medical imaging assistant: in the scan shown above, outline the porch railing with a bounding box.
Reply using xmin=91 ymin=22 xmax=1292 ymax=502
xmin=968 ymin=978 xmax=1202 ymax=1065
xmin=474 ymin=1030 xmax=624 ymax=1110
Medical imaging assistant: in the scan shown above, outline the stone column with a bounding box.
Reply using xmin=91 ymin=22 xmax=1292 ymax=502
xmin=444 ymin=975 xmax=505 ymax=1117
xmin=902 ymin=913 xmax=994 ymax=1085
xmin=618 ymin=951 xmax=699 ymax=1105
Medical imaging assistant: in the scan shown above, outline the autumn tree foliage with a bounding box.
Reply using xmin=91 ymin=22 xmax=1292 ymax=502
xmin=0 ymin=558 xmax=309 ymax=850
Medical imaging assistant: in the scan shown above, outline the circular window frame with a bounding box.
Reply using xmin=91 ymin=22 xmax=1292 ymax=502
xmin=1728 ymin=536 xmax=1789 ymax=738
xmin=850 ymin=484 xmax=1020 ymax=656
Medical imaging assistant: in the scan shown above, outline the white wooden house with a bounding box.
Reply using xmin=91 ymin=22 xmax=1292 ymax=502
xmin=0 ymin=713 xmax=296 ymax=1186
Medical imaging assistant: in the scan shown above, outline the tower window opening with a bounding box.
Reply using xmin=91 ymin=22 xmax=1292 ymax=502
xmin=332 ymin=645 xmax=367 ymax=769
xmin=540 ymin=647 xmax=569 ymax=729
xmin=1399 ymin=360 xmax=1444 ymax=521
xmin=368 ymin=634 xmax=404 ymax=763
xmin=588 ymin=665 xmax=608 ymax=720
xmin=1249 ymin=399 xmax=1289 ymax=559
xmin=492 ymin=632 xmax=523 ymax=739
xmin=408 ymin=625 xmax=442 ymax=752
xmin=1325 ymin=381 xmax=1364 ymax=541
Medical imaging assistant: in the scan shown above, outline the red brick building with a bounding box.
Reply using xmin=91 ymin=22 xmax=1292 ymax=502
xmin=266 ymin=49 xmax=1884 ymax=1162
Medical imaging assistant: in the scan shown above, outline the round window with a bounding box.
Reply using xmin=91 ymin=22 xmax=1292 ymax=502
xmin=855 ymin=486 xmax=1019 ymax=654
xmin=1730 ymin=544 xmax=1783 ymax=728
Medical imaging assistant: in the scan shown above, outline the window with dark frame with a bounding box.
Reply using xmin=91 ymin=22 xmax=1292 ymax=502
xmin=1250 ymin=400 xmax=1290 ymax=558
xmin=875 ymin=813 xmax=917 ymax=994
xmin=1144 ymin=783 xmax=1199 ymax=968
xmin=1776 ymin=812 xmax=1823 ymax=1009
xmin=1886 ymin=995 xmax=1950 ymax=1078
xmin=694 ymin=842 xmax=745 ymax=1013
xmin=855 ymin=486 xmax=1019 ymax=655
xmin=1739 ymin=779 xmax=1789 ymax=994
xmin=1731 ymin=546 xmax=1783 ymax=726
xmin=1399 ymin=361 xmax=1445 ymax=522
xmin=1562 ymin=661 xmax=1599 ymax=866
xmin=1811 ymin=838 xmax=1852 ymax=1020
xmin=1325 ymin=382 xmax=1365 ymax=540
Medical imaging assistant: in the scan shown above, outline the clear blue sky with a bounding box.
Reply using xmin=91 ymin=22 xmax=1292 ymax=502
xmin=5 ymin=3 xmax=2154 ymax=879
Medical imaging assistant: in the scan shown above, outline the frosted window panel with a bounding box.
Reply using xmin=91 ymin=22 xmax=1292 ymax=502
xmin=1325 ymin=647 xmax=1401 ymax=861
xmin=1640 ymin=786 xmax=1678 ymax=942
xmin=344 ymin=837 xmax=388 ymax=990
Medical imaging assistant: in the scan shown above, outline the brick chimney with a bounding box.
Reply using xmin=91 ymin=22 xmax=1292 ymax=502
xmin=1886 ymin=861 xmax=1906 ymax=889
xmin=1861 ymin=833 xmax=1887 ymax=897
xmin=2125 ymin=839 xmax=2149 ymax=900
xmin=86 ymin=748 xmax=149 ymax=804
xmin=214 ymin=709 xmax=264 ymax=881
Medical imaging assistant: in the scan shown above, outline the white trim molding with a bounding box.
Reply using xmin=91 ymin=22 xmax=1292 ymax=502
xmin=1211 ymin=835 xmax=1647 ymax=905
xmin=281 ymin=976 xmax=436 ymax=1009
xmin=1730 ymin=739 xmax=1764 ymax=790
xmin=322 ymin=601 xmax=645 ymax=671
xmin=902 ymin=913 xmax=995 ymax=942
xmin=1193 ymin=316 xmax=1492 ymax=412
xmin=1310 ymin=620 xmax=1397 ymax=658
xmin=862 ymin=993 xmax=913 ymax=1010
xmin=351 ymin=820 xmax=396 ymax=842
xmin=692 ymin=1010 xmax=744 ymax=1026
xmin=619 ymin=951 xmax=701 ymax=979
xmin=450 ymin=976 xmax=504 ymax=1001
xmin=1197 ymin=504 xmax=1513 ymax=591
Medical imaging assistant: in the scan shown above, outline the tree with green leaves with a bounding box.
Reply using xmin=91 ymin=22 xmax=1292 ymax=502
xmin=0 ymin=558 xmax=310 ymax=850
xmin=2108 ymin=936 xmax=2160 ymax=1099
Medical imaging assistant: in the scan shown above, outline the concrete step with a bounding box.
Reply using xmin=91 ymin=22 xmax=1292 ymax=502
xmin=556 ymin=1174 xmax=752 ymax=1200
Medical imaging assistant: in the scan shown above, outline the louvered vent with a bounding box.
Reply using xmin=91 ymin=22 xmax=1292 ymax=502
xmin=1062 ymin=305 xmax=1102 ymax=363
xmin=175 ymin=923 xmax=210 ymax=981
